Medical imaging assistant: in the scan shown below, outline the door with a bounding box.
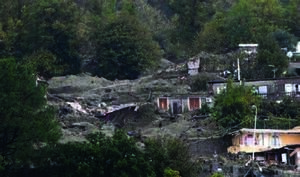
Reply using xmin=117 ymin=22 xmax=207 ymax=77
xmin=189 ymin=97 xmax=200 ymax=110
xmin=159 ymin=98 xmax=168 ymax=111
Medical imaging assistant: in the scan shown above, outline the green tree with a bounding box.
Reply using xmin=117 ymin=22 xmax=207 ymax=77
xmin=164 ymin=168 xmax=181 ymax=177
xmin=255 ymin=35 xmax=288 ymax=78
xmin=195 ymin=13 xmax=228 ymax=53
xmin=0 ymin=59 xmax=61 ymax=175
xmin=144 ymin=136 xmax=197 ymax=177
xmin=213 ymin=80 xmax=261 ymax=129
xmin=270 ymin=29 xmax=297 ymax=51
xmin=165 ymin=0 xmax=216 ymax=58
xmin=28 ymin=131 xmax=155 ymax=177
xmin=197 ymin=0 xmax=286 ymax=52
xmin=23 ymin=49 xmax=58 ymax=79
xmin=285 ymin=0 xmax=300 ymax=37
xmin=94 ymin=13 xmax=162 ymax=80
xmin=16 ymin=0 xmax=81 ymax=76
xmin=210 ymin=172 xmax=224 ymax=177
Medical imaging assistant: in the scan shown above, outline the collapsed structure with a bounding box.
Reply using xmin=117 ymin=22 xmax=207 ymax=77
xmin=228 ymin=127 xmax=300 ymax=170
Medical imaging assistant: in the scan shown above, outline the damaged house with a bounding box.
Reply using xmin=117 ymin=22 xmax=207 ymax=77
xmin=157 ymin=95 xmax=212 ymax=114
xmin=228 ymin=127 xmax=300 ymax=169
xmin=187 ymin=58 xmax=200 ymax=76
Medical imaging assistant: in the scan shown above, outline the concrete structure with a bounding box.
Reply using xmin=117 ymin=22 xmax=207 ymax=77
xmin=293 ymin=41 xmax=300 ymax=57
xmin=208 ymin=77 xmax=300 ymax=100
xmin=187 ymin=58 xmax=200 ymax=76
xmin=228 ymin=127 xmax=300 ymax=169
xmin=239 ymin=44 xmax=258 ymax=55
xmin=228 ymin=128 xmax=300 ymax=154
xmin=156 ymin=96 xmax=212 ymax=114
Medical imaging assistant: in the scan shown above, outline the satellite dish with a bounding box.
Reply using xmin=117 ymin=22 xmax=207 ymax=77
xmin=287 ymin=51 xmax=293 ymax=58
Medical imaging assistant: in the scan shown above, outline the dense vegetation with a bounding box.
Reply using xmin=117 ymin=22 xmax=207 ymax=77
xmin=1 ymin=0 xmax=300 ymax=176
xmin=212 ymin=80 xmax=262 ymax=129
xmin=0 ymin=58 xmax=61 ymax=175
xmin=0 ymin=58 xmax=196 ymax=176
xmin=7 ymin=130 xmax=196 ymax=177
xmin=0 ymin=0 xmax=299 ymax=79
xmin=212 ymin=80 xmax=300 ymax=131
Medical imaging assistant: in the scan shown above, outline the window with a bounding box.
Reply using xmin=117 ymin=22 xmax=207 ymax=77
xmin=244 ymin=134 xmax=253 ymax=146
xmin=272 ymin=134 xmax=280 ymax=147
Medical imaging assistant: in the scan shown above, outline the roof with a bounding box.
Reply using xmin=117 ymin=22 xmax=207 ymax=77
xmin=208 ymin=76 xmax=300 ymax=84
xmin=238 ymin=44 xmax=258 ymax=47
xmin=233 ymin=128 xmax=300 ymax=135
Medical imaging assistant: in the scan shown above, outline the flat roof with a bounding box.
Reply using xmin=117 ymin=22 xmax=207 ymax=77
xmin=236 ymin=128 xmax=300 ymax=134
xmin=208 ymin=76 xmax=300 ymax=84
xmin=239 ymin=44 xmax=258 ymax=47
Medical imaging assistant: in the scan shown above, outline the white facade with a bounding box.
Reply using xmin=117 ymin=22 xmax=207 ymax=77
xmin=239 ymin=43 xmax=258 ymax=55
xmin=187 ymin=59 xmax=200 ymax=76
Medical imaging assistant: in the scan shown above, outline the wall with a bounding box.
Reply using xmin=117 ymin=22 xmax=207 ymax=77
xmin=189 ymin=136 xmax=232 ymax=156
xmin=281 ymin=134 xmax=300 ymax=146
xmin=229 ymin=132 xmax=300 ymax=154
xmin=187 ymin=59 xmax=200 ymax=76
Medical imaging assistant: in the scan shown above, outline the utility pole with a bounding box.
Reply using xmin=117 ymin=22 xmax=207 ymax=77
xmin=237 ymin=58 xmax=241 ymax=85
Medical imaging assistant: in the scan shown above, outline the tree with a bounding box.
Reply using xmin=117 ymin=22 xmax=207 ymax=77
xmin=197 ymin=0 xmax=286 ymax=52
xmin=255 ymin=35 xmax=288 ymax=79
xmin=16 ymin=0 xmax=81 ymax=76
xmin=27 ymin=130 xmax=155 ymax=177
xmin=94 ymin=13 xmax=162 ymax=80
xmin=0 ymin=59 xmax=61 ymax=175
xmin=285 ymin=0 xmax=300 ymax=38
xmin=23 ymin=49 xmax=58 ymax=79
xmin=164 ymin=168 xmax=181 ymax=177
xmin=195 ymin=13 xmax=229 ymax=53
xmin=270 ymin=30 xmax=297 ymax=51
xmin=144 ymin=136 xmax=197 ymax=177
xmin=213 ymin=80 xmax=261 ymax=129
xmin=164 ymin=0 xmax=217 ymax=58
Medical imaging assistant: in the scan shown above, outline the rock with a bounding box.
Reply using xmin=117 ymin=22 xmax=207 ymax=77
xmin=59 ymin=105 xmax=73 ymax=116
xmin=136 ymin=142 xmax=145 ymax=151
xmin=159 ymin=58 xmax=175 ymax=69
xmin=60 ymin=122 xmax=67 ymax=128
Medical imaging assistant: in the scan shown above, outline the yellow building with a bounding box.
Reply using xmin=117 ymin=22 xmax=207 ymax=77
xmin=228 ymin=127 xmax=300 ymax=154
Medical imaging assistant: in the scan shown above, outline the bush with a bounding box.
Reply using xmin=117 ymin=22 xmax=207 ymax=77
xmin=144 ymin=136 xmax=197 ymax=177
xmin=164 ymin=168 xmax=181 ymax=177
xmin=190 ymin=73 xmax=217 ymax=92
xmin=210 ymin=172 xmax=224 ymax=177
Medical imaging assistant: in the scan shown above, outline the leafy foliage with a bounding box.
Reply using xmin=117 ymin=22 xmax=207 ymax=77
xmin=94 ymin=13 xmax=162 ymax=80
xmin=16 ymin=0 xmax=81 ymax=76
xmin=164 ymin=168 xmax=181 ymax=177
xmin=213 ymin=80 xmax=261 ymax=129
xmin=0 ymin=58 xmax=61 ymax=175
xmin=197 ymin=0 xmax=288 ymax=53
xmin=190 ymin=74 xmax=216 ymax=92
xmin=285 ymin=0 xmax=300 ymax=38
xmin=210 ymin=172 xmax=224 ymax=177
xmin=24 ymin=131 xmax=154 ymax=177
xmin=28 ymin=131 xmax=198 ymax=177
xmin=162 ymin=0 xmax=217 ymax=58
xmin=261 ymin=97 xmax=300 ymax=119
xmin=255 ymin=35 xmax=288 ymax=78
xmin=144 ymin=136 xmax=197 ymax=177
